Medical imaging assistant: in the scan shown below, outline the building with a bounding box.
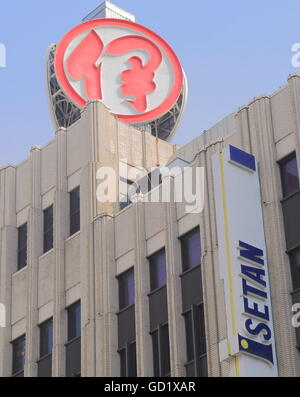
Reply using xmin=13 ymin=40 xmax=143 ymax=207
xmin=1 ymin=1 xmax=300 ymax=378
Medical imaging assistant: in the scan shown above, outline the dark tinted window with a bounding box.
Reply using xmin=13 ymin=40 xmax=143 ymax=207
xmin=43 ymin=206 xmax=53 ymax=253
xmin=66 ymin=337 xmax=81 ymax=377
xmin=197 ymin=304 xmax=207 ymax=357
xmin=280 ymin=153 xmax=300 ymax=198
xmin=40 ymin=319 xmax=53 ymax=358
xmin=181 ymin=228 xmax=201 ymax=272
xmin=151 ymin=325 xmax=170 ymax=377
xmin=70 ymin=187 xmax=80 ymax=236
xmin=292 ymin=290 xmax=300 ymax=347
xmin=152 ymin=331 xmax=160 ymax=377
xmin=183 ymin=304 xmax=207 ymax=377
xmin=68 ymin=301 xmax=81 ymax=341
xmin=184 ymin=311 xmax=194 ymax=362
xmin=119 ymin=268 xmax=135 ymax=310
xmin=149 ymin=249 xmax=167 ymax=291
xmin=12 ymin=335 xmax=26 ymax=375
xmin=290 ymin=248 xmax=300 ymax=291
xmin=128 ymin=342 xmax=137 ymax=377
xmin=17 ymin=224 xmax=27 ymax=271
xmin=160 ymin=325 xmax=171 ymax=377
xmin=119 ymin=343 xmax=137 ymax=377
xmin=119 ymin=348 xmax=126 ymax=377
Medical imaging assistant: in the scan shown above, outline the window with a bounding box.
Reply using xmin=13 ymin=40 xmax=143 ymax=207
xmin=38 ymin=319 xmax=53 ymax=377
xmin=180 ymin=228 xmax=201 ymax=272
xmin=149 ymin=249 xmax=167 ymax=291
xmin=280 ymin=155 xmax=300 ymax=349
xmin=289 ymin=247 xmax=300 ymax=347
xmin=185 ymin=311 xmax=194 ymax=362
xmin=43 ymin=206 xmax=53 ymax=253
xmin=152 ymin=331 xmax=160 ymax=377
xmin=280 ymin=153 xmax=300 ymax=198
xmin=119 ymin=178 xmax=134 ymax=210
xmin=151 ymin=324 xmax=171 ymax=377
xmin=119 ymin=342 xmax=137 ymax=377
xmin=68 ymin=301 xmax=81 ymax=341
xmin=40 ymin=319 xmax=53 ymax=358
xmin=66 ymin=302 xmax=81 ymax=377
xmin=17 ymin=223 xmax=27 ymax=271
xmin=70 ymin=187 xmax=80 ymax=236
xmin=160 ymin=324 xmax=171 ymax=377
xmin=183 ymin=304 xmax=207 ymax=377
xmin=289 ymin=248 xmax=300 ymax=292
xmin=120 ymin=349 xmax=126 ymax=377
xmin=180 ymin=227 xmax=207 ymax=377
xmin=148 ymin=250 xmax=169 ymax=377
xmin=118 ymin=269 xmax=136 ymax=377
xmin=119 ymin=268 xmax=135 ymax=311
xmin=12 ymin=335 xmax=26 ymax=376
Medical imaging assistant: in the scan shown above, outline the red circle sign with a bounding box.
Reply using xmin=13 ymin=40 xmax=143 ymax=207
xmin=55 ymin=19 xmax=183 ymax=124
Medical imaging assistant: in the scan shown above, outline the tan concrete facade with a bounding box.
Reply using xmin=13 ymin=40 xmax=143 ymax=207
xmin=1 ymin=74 xmax=300 ymax=377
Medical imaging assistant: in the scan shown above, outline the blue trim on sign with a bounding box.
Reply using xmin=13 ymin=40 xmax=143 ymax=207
xmin=229 ymin=145 xmax=256 ymax=172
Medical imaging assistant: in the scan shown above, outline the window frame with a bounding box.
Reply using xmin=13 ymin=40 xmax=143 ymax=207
xmin=17 ymin=223 xmax=28 ymax=271
xmin=69 ymin=186 xmax=80 ymax=236
xmin=150 ymin=322 xmax=171 ymax=377
xmin=288 ymin=246 xmax=300 ymax=292
xmin=39 ymin=318 xmax=53 ymax=360
xmin=65 ymin=329 xmax=81 ymax=377
xmin=43 ymin=205 xmax=54 ymax=254
xmin=182 ymin=303 xmax=207 ymax=377
xmin=286 ymin=244 xmax=300 ymax=349
xmin=179 ymin=229 xmax=207 ymax=378
xmin=11 ymin=334 xmax=26 ymax=377
xmin=179 ymin=227 xmax=201 ymax=273
xmin=148 ymin=248 xmax=167 ymax=293
xmin=279 ymin=152 xmax=300 ymax=199
xmin=67 ymin=301 xmax=81 ymax=343
xmin=118 ymin=341 xmax=137 ymax=377
xmin=119 ymin=177 xmax=135 ymax=211
xmin=117 ymin=268 xmax=135 ymax=311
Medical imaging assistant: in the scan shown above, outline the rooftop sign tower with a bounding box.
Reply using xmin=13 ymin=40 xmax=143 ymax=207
xmin=46 ymin=1 xmax=187 ymax=141
xmin=82 ymin=0 xmax=135 ymax=22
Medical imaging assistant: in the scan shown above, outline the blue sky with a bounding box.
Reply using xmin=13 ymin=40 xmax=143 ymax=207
xmin=0 ymin=0 xmax=300 ymax=165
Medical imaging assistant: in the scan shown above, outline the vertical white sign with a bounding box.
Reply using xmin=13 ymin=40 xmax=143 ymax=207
xmin=212 ymin=145 xmax=278 ymax=377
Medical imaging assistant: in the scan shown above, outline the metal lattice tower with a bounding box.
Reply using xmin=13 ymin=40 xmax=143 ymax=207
xmin=46 ymin=44 xmax=81 ymax=129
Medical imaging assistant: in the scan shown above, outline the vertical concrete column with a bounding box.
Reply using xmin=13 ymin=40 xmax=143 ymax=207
xmin=25 ymin=147 xmax=43 ymax=377
xmin=0 ymin=166 xmax=17 ymax=377
xmin=79 ymin=163 xmax=94 ymax=377
xmin=53 ymin=128 xmax=68 ymax=377
xmin=80 ymin=102 xmax=102 ymax=376
xmin=164 ymin=176 xmax=186 ymax=377
xmin=247 ymin=95 xmax=297 ymax=376
xmin=133 ymin=200 xmax=152 ymax=377
xmin=81 ymin=100 xmax=123 ymax=376
xmin=198 ymin=145 xmax=224 ymax=377
xmin=235 ymin=106 xmax=252 ymax=153
xmin=95 ymin=215 xmax=119 ymax=377
xmin=80 ymin=101 xmax=119 ymax=376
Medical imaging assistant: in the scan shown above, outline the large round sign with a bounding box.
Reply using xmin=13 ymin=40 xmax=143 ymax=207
xmin=55 ymin=19 xmax=183 ymax=124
